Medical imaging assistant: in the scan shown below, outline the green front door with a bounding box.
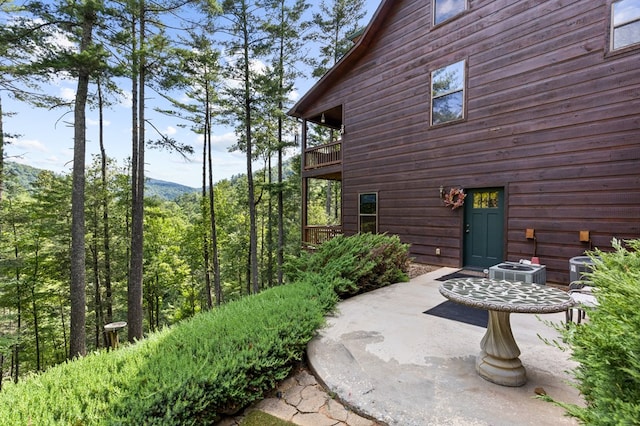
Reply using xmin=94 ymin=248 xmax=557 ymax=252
xmin=463 ymin=188 xmax=504 ymax=269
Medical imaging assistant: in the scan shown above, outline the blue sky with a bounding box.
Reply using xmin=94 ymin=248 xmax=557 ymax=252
xmin=4 ymin=0 xmax=380 ymax=188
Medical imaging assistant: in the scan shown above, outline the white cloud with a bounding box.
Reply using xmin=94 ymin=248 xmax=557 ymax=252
xmin=250 ymin=59 xmax=266 ymax=75
xmin=87 ymin=118 xmax=110 ymax=127
xmin=10 ymin=138 xmax=49 ymax=153
xmin=211 ymin=131 xmax=237 ymax=152
xmin=196 ymin=131 xmax=237 ymax=153
xmin=41 ymin=155 xmax=70 ymax=170
xmin=165 ymin=126 xmax=177 ymax=136
xmin=60 ymin=87 xmax=76 ymax=102
xmin=118 ymin=90 xmax=133 ymax=109
xmin=221 ymin=52 xmax=268 ymax=89
xmin=50 ymin=72 xmax=75 ymax=88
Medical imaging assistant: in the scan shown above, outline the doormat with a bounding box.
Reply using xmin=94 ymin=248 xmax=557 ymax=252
xmin=435 ymin=271 xmax=482 ymax=281
xmin=424 ymin=301 xmax=488 ymax=328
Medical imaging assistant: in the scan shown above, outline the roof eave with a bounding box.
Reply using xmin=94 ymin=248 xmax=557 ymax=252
xmin=288 ymin=0 xmax=394 ymax=118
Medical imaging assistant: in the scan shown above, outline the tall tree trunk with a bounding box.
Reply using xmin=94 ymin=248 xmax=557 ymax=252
xmin=30 ymin=241 xmax=41 ymax=370
xmin=30 ymin=282 xmax=41 ymax=371
xmin=275 ymin=0 xmax=285 ymax=286
xmin=277 ymin=102 xmax=284 ymax=285
xmin=246 ymin=252 xmax=251 ymax=295
xmin=69 ymin=71 xmax=88 ymax=358
xmin=155 ymin=291 xmax=160 ymax=330
xmin=266 ymin=156 xmax=273 ymax=287
xmin=244 ymin=39 xmax=259 ymax=294
xmin=0 ymin=96 xmax=4 ymax=203
xmin=128 ymin=1 xmax=145 ymax=342
xmin=59 ymin=300 xmax=68 ymax=360
xmin=10 ymin=202 xmax=20 ymax=381
xmin=90 ymin=240 xmax=103 ymax=348
xmin=98 ymin=81 xmax=113 ymax=328
xmin=0 ymin=98 xmax=3 ymax=361
xmin=325 ymin=181 xmax=332 ymax=219
xmin=146 ymin=287 xmax=154 ymax=331
xmin=69 ymin=3 xmax=98 ymax=359
xmin=201 ymin=110 xmax=212 ymax=309
xmin=206 ymin=89 xmax=221 ymax=306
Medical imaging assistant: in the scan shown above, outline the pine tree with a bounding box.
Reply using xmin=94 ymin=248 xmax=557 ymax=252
xmin=263 ymin=0 xmax=309 ymax=285
xmin=6 ymin=0 xmax=109 ymax=358
xmin=219 ymin=0 xmax=269 ymax=294
xmin=310 ymin=0 xmax=366 ymax=78
xmin=157 ymin=18 xmax=223 ymax=307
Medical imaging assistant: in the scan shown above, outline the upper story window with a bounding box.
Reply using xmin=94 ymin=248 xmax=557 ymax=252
xmin=611 ymin=0 xmax=640 ymax=50
xmin=431 ymin=60 xmax=466 ymax=126
xmin=433 ymin=0 xmax=467 ymax=26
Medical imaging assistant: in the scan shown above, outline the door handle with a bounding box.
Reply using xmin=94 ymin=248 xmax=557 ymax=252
xmin=465 ymin=223 xmax=471 ymax=233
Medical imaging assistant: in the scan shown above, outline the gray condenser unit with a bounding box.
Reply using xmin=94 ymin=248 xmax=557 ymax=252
xmin=489 ymin=262 xmax=547 ymax=285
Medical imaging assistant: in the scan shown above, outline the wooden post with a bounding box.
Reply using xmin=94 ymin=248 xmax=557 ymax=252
xmin=301 ymin=119 xmax=308 ymax=246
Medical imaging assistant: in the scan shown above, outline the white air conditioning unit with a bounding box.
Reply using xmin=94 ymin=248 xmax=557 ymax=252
xmin=489 ymin=262 xmax=547 ymax=285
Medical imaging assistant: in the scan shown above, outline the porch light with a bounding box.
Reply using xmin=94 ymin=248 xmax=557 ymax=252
xmin=321 ymin=113 xmax=325 ymax=123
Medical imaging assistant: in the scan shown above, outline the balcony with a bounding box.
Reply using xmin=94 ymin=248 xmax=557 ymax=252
xmin=301 ymin=114 xmax=343 ymax=247
xmin=304 ymin=141 xmax=341 ymax=170
xmin=303 ymin=225 xmax=343 ymax=247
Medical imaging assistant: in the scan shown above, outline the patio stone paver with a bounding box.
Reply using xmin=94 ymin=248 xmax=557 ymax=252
xmin=220 ymin=365 xmax=381 ymax=425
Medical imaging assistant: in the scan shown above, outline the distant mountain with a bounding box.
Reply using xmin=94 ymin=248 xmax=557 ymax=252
xmin=4 ymin=161 xmax=42 ymax=190
xmin=4 ymin=162 xmax=199 ymax=201
xmin=145 ymin=178 xmax=199 ymax=201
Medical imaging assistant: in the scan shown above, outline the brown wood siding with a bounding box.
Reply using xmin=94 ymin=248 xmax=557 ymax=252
xmin=295 ymin=0 xmax=640 ymax=285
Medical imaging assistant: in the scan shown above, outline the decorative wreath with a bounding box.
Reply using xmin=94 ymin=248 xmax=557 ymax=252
xmin=443 ymin=187 xmax=466 ymax=210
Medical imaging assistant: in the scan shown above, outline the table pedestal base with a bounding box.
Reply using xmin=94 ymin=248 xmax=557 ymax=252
xmin=476 ymin=311 xmax=527 ymax=387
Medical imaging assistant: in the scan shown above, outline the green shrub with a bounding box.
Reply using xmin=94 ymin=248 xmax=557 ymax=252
xmin=0 ymin=275 xmax=337 ymax=425
xmin=288 ymin=233 xmax=410 ymax=298
xmin=551 ymin=239 xmax=640 ymax=424
xmin=0 ymin=234 xmax=406 ymax=424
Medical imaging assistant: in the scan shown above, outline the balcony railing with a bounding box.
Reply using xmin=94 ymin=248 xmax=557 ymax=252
xmin=304 ymin=225 xmax=343 ymax=247
xmin=304 ymin=141 xmax=341 ymax=170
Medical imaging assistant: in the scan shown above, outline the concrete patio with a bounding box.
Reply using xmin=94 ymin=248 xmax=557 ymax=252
xmin=306 ymin=267 xmax=584 ymax=425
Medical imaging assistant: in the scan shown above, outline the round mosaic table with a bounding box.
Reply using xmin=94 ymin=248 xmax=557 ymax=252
xmin=439 ymin=278 xmax=574 ymax=387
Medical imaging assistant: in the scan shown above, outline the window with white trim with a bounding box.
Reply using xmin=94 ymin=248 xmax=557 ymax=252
xmin=433 ymin=0 xmax=467 ymax=26
xmin=359 ymin=193 xmax=377 ymax=234
xmin=430 ymin=60 xmax=466 ymax=126
xmin=611 ymin=0 xmax=640 ymax=50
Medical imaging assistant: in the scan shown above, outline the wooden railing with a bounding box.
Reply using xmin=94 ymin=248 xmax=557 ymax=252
xmin=304 ymin=225 xmax=343 ymax=246
xmin=304 ymin=141 xmax=341 ymax=170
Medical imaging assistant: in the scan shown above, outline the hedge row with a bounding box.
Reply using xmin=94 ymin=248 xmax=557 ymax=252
xmin=0 ymin=233 xmax=409 ymax=424
xmin=0 ymin=273 xmax=338 ymax=425
xmin=288 ymin=232 xmax=410 ymax=297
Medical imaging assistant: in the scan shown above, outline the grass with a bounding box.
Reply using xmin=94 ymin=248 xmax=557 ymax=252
xmin=240 ymin=411 xmax=296 ymax=425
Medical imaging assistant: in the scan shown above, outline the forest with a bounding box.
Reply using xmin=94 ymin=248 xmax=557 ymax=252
xmin=0 ymin=0 xmax=366 ymax=386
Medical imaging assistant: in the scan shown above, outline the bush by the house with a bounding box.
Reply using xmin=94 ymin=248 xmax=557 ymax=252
xmin=289 ymin=233 xmax=411 ymax=297
xmin=552 ymin=238 xmax=640 ymax=424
